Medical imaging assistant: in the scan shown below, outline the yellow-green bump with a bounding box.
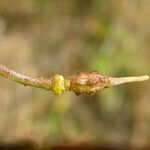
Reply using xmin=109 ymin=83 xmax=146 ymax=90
xmin=51 ymin=74 xmax=67 ymax=95
xmin=64 ymin=79 xmax=70 ymax=91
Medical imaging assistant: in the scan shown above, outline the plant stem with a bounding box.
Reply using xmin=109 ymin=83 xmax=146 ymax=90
xmin=0 ymin=64 xmax=52 ymax=90
xmin=108 ymin=76 xmax=149 ymax=86
xmin=0 ymin=64 xmax=149 ymax=95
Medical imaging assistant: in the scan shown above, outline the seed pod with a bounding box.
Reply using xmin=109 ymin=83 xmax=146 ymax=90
xmin=68 ymin=71 xmax=149 ymax=95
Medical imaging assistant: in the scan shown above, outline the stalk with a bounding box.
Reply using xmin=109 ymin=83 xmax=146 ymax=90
xmin=0 ymin=64 xmax=149 ymax=95
xmin=108 ymin=75 xmax=149 ymax=86
xmin=0 ymin=64 xmax=52 ymax=90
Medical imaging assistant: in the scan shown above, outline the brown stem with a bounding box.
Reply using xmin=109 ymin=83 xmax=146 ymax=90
xmin=0 ymin=64 xmax=149 ymax=95
xmin=0 ymin=64 xmax=52 ymax=90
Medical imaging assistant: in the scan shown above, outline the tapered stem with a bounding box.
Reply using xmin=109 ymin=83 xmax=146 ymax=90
xmin=0 ymin=64 xmax=53 ymax=90
xmin=109 ymin=76 xmax=149 ymax=86
xmin=0 ymin=64 xmax=149 ymax=95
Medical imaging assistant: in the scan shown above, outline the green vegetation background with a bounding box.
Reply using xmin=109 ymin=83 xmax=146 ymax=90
xmin=0 ymin=0 xmax=149 ymax=148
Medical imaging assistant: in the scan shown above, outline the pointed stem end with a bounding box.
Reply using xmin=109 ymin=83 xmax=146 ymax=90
xmin=109 ymin=75 xmax=149 ymax=86
xmin=144 ymin=75 xmax=149 ymax=80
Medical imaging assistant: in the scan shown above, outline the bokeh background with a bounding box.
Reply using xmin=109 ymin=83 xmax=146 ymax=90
xmin=0 ymin=0 xmax=149 ymax=149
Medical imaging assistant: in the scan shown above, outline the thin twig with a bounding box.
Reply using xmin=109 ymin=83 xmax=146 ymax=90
xmin=108 ymin=76 xmax=149 ymax=86
xmin=0 ymin=64 xmax=149 ymax=95
xmin=0 ymin=64 xmax=52 ymax=90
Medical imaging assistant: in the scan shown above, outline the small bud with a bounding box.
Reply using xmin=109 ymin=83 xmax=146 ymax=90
xmin=51 ymin=74 xmax=66 ymax=95
xmin=68 ymin=71 xmax=149 ymax=95
xmin=68 ymin=71 xmax=110 ymax=95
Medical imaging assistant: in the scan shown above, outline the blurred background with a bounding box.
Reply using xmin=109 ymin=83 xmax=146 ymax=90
xmin=0 ymin=0 xmax=149 ymax=149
